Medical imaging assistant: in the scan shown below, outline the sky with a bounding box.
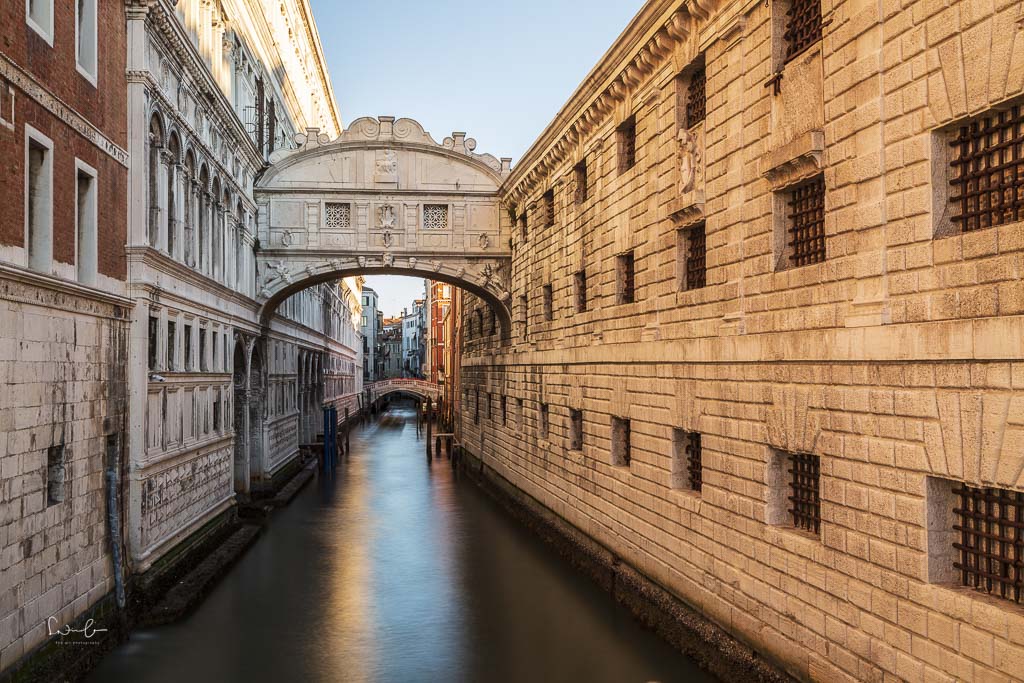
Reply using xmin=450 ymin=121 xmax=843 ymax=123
xmin=308 ymin=0 xmax=647 ymax=317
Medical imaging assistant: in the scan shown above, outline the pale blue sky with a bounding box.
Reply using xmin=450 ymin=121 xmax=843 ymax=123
xmin=308 ymin=0 xmax=646 ymax=316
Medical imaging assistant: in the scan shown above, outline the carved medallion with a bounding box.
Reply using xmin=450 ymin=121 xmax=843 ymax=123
xmin=378 ymin=204 xmax=396 ymax=230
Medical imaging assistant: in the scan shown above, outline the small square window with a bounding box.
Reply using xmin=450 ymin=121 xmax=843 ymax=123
xmin=542 ymin=284 xmax=553 ymax=322
xmin=324 ymin=202 xmax=351 ymax=228
xmin=574 ymin=161 xmax=588 ymax=204
xmin=772 ymin=450 xmax=820 ymax=534
xmin=616 ymin=252 xmax=635 ymax=305
xmin=672 ymin=429 xmax=702 ymax=492
xmin=685 ymin=67 xmax=706 ymax=128
xmin=611 ymin=416 xmax=631 ymax=467
xmin=574 ymin=270 xmax=587 ymax=313
xmin=423 ymin=204 xmax=448 ymax=230
xmin=569 ymin=409 xmax=583 ymax=451
xmin=617 ymin=116 xmax=637 ymax=174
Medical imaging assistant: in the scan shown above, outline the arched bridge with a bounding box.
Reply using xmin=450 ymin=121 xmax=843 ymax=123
xmin=366 ymin=378 xmax=441 ymax=403
xmin=254 ymin=116 xmax=514 ymax=332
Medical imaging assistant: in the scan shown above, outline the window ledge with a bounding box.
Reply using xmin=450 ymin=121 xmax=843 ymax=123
xmin=760 ymin=129 xmax=824 ymax=192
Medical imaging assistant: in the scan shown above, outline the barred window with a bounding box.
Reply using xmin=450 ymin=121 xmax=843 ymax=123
xmin=324 ymin=202 xmax=351 ymax=228
xmin=673 ymin=429 xmax=702 ymax=492
xmin=679 ymin=222 xmax=707 ymax=290
xmin=423 ymin=204 xmax=448 ymax=230
xmin=783 ymin=0 xmax=822 ymax=65
xmin=574 ymin=161 xmax=588 ymax=204
xmin=949 ymin=105 xmax=1024 ymax=233
xmin=611 ymin=417 xmax=631 ymax=467
xmin=787 ymin=451 xmax=821 ymax=534
xmin=953 ymin=483 xmax=1024 ymax=603
xmin=617 ymin=116 xmax=637 ymax=174
xmin=786 ymin=175 xmax=826 ymax=268
xmin=519 ymin=213 xmax=528 ymax=241
xmin=569 ymin=409 xmax=583 ymax=450
xmin=616 ymin=252 xmax=635 ymax=304
xmin=574 ymin=270 xmax=587 ymax=313
xmin=543 ymin=189 xmax=555 ymax=227
xmin=686 ymin=67 xmax=706 ymax=128
xmin=543 ymin=284 xmax=553 ymax=321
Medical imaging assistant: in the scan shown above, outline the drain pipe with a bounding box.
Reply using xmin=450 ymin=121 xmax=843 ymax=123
xmin=105 ymin=435 xmax=127 ymax=613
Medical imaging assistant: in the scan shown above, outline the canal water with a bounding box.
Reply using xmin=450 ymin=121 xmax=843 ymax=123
xmin=89 ymin=402 xmax=714 ymax=683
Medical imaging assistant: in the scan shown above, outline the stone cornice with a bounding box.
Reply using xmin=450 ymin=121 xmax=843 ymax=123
xmin=126 ymin=246 xmax=260 ymax=312
xmin=296 ymin=0 xmax=342 ymax=134
xmin=502 ymin=0 xmax=753 ymax=207
xmin=0 ymin=262 xmax=132 ymax=316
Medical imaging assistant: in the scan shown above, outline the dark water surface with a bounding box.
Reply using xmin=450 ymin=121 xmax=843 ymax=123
xmin=89 ymin=402 xmax=714 ymax=683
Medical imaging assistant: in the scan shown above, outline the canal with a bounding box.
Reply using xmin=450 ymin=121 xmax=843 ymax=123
xmin=89 ymin=401 xmax=714 ymax=682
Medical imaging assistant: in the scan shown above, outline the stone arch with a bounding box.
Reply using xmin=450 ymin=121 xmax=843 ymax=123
xmin=232 ymin=337 xmax=250 ymax=496
xmin=253 ymin=116 xmax=515 ymax=339
xmin=247 ymin=341 xmax=267 ymax=492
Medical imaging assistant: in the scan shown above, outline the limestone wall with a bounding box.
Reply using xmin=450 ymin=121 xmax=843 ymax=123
xmin=463 ymin=0 xmax=1024 ymax=680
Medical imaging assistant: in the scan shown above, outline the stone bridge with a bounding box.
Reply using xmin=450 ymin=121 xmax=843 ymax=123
xmin=254 ymin=116 xmax=514 ymax=332
xmin=365 ymin=378 xmax=441 ymax=403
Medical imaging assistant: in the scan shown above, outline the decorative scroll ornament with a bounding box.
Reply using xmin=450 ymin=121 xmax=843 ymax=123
xmin=478 ymin=233 xmax=490 ymax=249
xmin=382 ymin=230 xmax=394 ymax=248
xmin=281 ymin=230 xmax=293 ymax=246
xmin=678 ymin=128 xmax=702 ymax=193
xmin=378 ymin=204 xmax=397 ymax=230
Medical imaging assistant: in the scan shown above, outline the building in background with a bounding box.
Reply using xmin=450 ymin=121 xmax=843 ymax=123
xmin=0 ymin=0 xmax=131 ymax=670
xmin=360 ymin=287 xmax=381 ymax=381
xmin=401 ymin=299 xmax=427 ymax=378
xmin=428 ymin=282 xmax=453 ymax=385
xmin=380 ymin=317 xmax=403 ymax=378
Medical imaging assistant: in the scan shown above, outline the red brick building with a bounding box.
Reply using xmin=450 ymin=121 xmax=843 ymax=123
xmin=428 ymin=280 xmax=452 ymax=385
xmin=0 ymin=0 xmax=129 ymax=675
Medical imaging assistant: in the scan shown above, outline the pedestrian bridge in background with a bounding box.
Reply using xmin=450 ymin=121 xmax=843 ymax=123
xmin=365 ymin=378 xmax=442 ymax=403
xmin=254 ymin=116 xmax=514 ymax=333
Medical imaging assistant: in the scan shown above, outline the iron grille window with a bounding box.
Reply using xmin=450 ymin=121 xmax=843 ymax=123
xmin=543 ymin=284 xmax=553 ymax=321
xmin=685 ymin=431 xmax=702 ymax=492
xmin=617 ymin=116 xmax=637 ymax=173
xmin=612 ymin=417 xmax=631 ymax=467
xmin=543 ymin=189 xmax=555 ymax=227
xmin=569 ymin=409 xmax=583 ymax=450
xmin=685 ymin=223 xmax=707 ymax=290
xmin=953 ymin=483 xmax=1024 ymax=603
xmin=574 ymin=161 xmax=588 ymax=204
xmin=423 ymin=204 xmax=448 ymax=230
xmin=783 ymin=0 xmax=823 ymax=65
xmin=788 ymin=452 xmax=821 ymax=534
xmin=686 ymin=68 xmax=706 ymax=128
xmin=617 ymin=252 xmax=635 ymax=304
xmin=949 ymin=105 xmax=1024 ymax=233
xmin=325 ymin=203 xmax=351 ymax=228
xmin=787 ymin=175 xmax=826 ymax=267
xmin=574 ymin=270 xmax=587 ymax=312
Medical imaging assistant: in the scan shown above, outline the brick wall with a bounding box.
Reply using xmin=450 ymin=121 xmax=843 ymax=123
xmin=462 ymin=0 xmax=1024 ymax=680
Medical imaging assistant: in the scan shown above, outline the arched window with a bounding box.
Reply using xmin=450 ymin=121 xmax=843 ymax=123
xmin=166 ymin=134 xmax=181 ymax=258
xmin=147 ymin=115 xmax=164 ymax=248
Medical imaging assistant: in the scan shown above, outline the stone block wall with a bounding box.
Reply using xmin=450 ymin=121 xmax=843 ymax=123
xmin=462 ymin=0 xmax=1024 ymax=680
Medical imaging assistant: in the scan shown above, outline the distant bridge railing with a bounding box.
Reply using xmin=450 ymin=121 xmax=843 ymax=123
xmin=365 ymin=378 xmax=441 ymax=402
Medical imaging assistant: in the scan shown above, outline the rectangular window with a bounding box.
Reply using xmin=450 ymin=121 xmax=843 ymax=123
xmin=787 ymin=451 xmax=821 ymax=534
xmin=518 ymin=294 xmax=528 ymax=338
xmin=474 ymin=389 xmax=480 ymax=425
xmin=542 ymin=284 xmax=553 ymax=322
xmin=951 ymin=483 xmax=1024 ymax=603
xmin=948 ymin=104 xmax=1024 ymax=233
xmin=486 ymin=392 xmax=492 ymax=420
xmin=570 ymin=409 xmax=583 ymax=450
xmin=672 ymin=429 xmax=702 ymax=492
xmin=783 ymin=0 xmax=823 ymax=65
xmin=199 ymin=328 xmax=208 ymax=372
xmin=46 ymin=445 xmax=65 ymax=505
xmin=213 ymin=390 xmax=221 ymax=432
xmin=574 ymin=161 xmax=588 ymax=204
xmin=148 ymin=316 xmax=159 ymax=371
xmin=519 ymin=213 xmax=528 ymax=241
xmin=611 ymin=417 xmax=631 ymax=467
xmin=617 ymin=116 xmax=637 ymax=174
xmin=184 ymin=324 xmax=193 ymax=370
xmin=574 ymin=270 xmax=587 ymax=313
xmin=25 ymin=126 xmax=53 ymax=273
xmin=501 ymin=396 xmax=507 ymax=426
xmin=324 ymin=202 xmax=351 ymax=228
xmin=542 ymin=189 xmax=555 ymax=227
xmin=616 ymin=252 xmax=635 ymax=304
xmin=166 ymin=320 xmax=176 ymax=371
xmin=686 ymin=67 xmax=706 ymax=128
xmin=785 ymin=175 xmax=826 ymax=268
xmin=539 ymin=403 xmax=549 ymax=439
xmin=75 ymin=0 xmax=98 ymax=84
xmin=26 ymin=0 xmax=54 ymax=44
xmin=423 ymin=204 xmax=448 ymax=230
xmin=679 ymin=222 xmax=707 ymax=291
xmin=75 ymin=162 xmax=98 ymax=285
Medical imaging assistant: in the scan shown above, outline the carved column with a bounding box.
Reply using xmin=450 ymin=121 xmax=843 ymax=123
xmin=169 ymin=161 xmax=184 ymax=260
xmin=157 ymin=149 xmax=172 ymax=253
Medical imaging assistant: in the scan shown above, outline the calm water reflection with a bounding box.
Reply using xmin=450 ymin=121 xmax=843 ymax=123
xmin=90 ymin=402 xmax=715 ymax=683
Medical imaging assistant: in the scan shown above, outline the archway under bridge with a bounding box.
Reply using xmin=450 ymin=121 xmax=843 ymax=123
xmin=253 ymin=116 xmax=514 ymax=333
